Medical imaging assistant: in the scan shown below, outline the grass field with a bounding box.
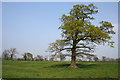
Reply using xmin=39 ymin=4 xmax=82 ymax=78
xmin=0 ymin=59 xmax=2 ymax=78
xmin=2 ymin=60 xmax=118 ymax=78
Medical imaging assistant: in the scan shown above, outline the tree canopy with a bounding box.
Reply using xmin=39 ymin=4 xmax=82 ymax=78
xmin=47 ymin=3 xmax=115 ymax=68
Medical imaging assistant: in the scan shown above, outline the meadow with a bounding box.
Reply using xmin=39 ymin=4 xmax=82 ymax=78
xmin=2 ymin=60 xmax=118 ymax=78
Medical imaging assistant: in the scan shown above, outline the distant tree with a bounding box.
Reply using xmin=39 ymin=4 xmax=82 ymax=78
xmin=49 ymin=54 xmax=56 ymax=61
xmin=2 ymin=49 xmax=10 ymax=60
xmin=36 ymin=55 xmax=44 ymax=61
xmin=60 ymin=53 xmax=66 ymax=61
xmin=93 ymin=56 xmax=99 ymax=62
xmin=27 ymin=53 xmax=33 ymax=61
xmin=102 ymin=56 xmax=106 ymax=62
xmin=116 ymin=58 xmax=120 ymax=62
xmin=23 ymin=53 xmax=33 ymax=61
xmin=76 ymin=58 xmax=82 ymax=62
xmin=48 ymin=51 xmax=66 ymax=61
xmin=86 ymin=55 xmax=93 ymax=61
xmin=2 ymin=48 xmax=18 ymax=60
xmin=17 ymin=58 xmax=24 ymax=61
xmin=49 ymin=57 xmax=54 ymax=61
xmin=109 ymin=58 xmax=115 ymax=62
xmin=23 ymin=53 xmax=27 ymax=61
xmin=48 ymin=3 xmax=115 ymax=68
xmin=105 ymin=57 xmax=117 ymax=62
xmin=43 ymin=55 xmax=48 ymax=61
xmin=10 ymin=48 xmax=18 ymax=60
xmin=44 ymin=57 xmax=48 ymax=61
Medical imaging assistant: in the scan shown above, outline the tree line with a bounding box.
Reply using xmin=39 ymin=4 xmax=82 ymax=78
xmin=2 ymin=48 xmax=45 ymax=61
xmin=2 ymin=48 xmax=120 ymax=62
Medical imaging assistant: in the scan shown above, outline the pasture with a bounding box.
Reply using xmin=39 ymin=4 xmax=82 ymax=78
xmin=2 ymin=60 xmax=118 ymax=78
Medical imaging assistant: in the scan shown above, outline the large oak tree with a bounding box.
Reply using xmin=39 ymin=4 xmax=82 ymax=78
xmin=48 ymin=3 xmax=115 ymax=68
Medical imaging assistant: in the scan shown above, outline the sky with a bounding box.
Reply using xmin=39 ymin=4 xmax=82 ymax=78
xmin=2 ymin=2 xmax=118 ymax=59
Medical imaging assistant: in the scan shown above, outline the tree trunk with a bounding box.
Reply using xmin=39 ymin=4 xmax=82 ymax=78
xmin=69 ymin=49 xmax=78 ymax=68
xmin=11 ymin=54 xmax=13 ymax=60
xmin=68 ymin=38 xmax=79 ymax=68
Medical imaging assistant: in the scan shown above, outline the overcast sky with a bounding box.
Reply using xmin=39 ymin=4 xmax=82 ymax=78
xmin=2 ymin=2 xmax=118 ymax=59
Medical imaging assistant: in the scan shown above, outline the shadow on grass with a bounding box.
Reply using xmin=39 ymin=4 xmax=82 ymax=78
xmin=47 ymin=63 xmax=98 ymax=69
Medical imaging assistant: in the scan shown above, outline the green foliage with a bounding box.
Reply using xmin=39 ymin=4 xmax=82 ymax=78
xmin=23 ymin=53 xmax=33 ymax=61
xmin=48 ymin=3 xmax=115 ymax=60
xmin=47 ymin=39 xmax=65 ymax=53
xmin=49 ymin=57 xmax=54 ymax=61
xmin=35 ymin=55 xmax=44 ymax=61
xmin=59 ymin=4 xmax=115 ymax=46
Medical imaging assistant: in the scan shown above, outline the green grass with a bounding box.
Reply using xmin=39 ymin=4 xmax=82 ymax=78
xmin=2 ymin=60 xmax=118 ymax=78
xmin=0 ymin=59 xmax=2 ymax=78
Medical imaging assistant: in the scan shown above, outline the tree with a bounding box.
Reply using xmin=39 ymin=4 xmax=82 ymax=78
xmin=23 ymin=53 xmax=27 ymax=61
xmin=48 ymin=4 xmax=115 ymax=68
xmin=47 ymin=41 xmax=66 ymax=61
xmin=49 ymin=57 xmax=54 ymax=61
xmin=50 ymin=54 xmax=56 ymax=61
xmin=2 ymin=49 xmax=10 ymax=60
xmin=2 ymin=48 xmax=18 ymax=60
xmin=36 ymin=55 xmax=44 ymax=61
xmin=93 ymin=56 xmax=99 ymax=62
xmin=44 ymin=55 xmax=48 ymax=61
xmin=102 ymin=56 xmax=106 ymax=62
xmin=10 ymin=48 xmax=18 ymax=60
xmin=86 ymin=55 xmax=92 ymax=61
xmin=17 ymin=58 xmax=24 ymax=61
xmin=23 ymin=53 xmax=33 ymax=61
xmin=60 ymin=53 xmax=66 ymax=61
xmin=116 ymin=58 xmax=120 ymax=62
